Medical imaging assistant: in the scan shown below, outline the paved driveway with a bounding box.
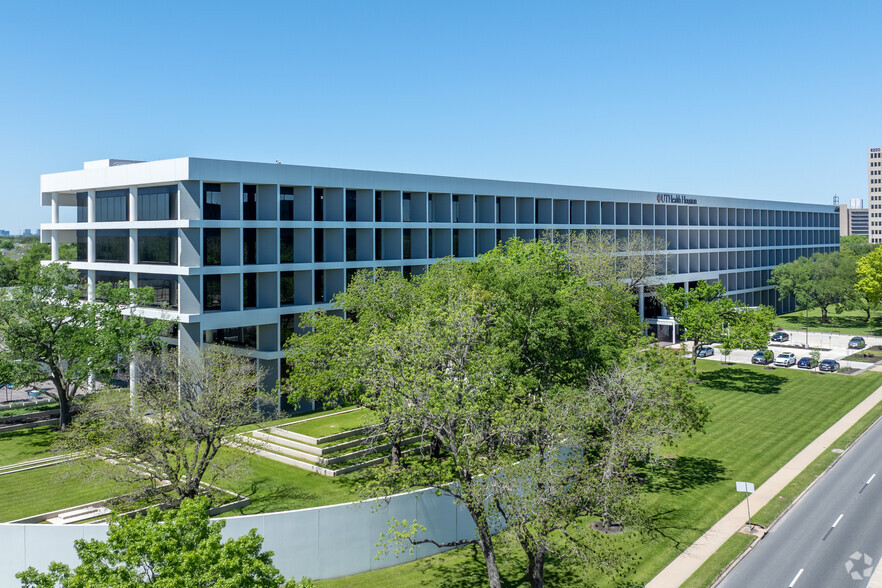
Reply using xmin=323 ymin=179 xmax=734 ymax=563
xmin=686 ymin=330 xmax=880 ymax=372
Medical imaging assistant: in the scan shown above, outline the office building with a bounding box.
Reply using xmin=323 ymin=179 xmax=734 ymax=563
xmin=40 ymin=157 xmax=839 ymax=401
xmin=870 ymin=147 xmax=882 ymax=243
xmin=839 ymin=198 xmax=869 ymax=237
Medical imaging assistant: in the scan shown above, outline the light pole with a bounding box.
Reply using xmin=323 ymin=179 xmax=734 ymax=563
xmin=805 ymin=306 xmax=809 ymax=348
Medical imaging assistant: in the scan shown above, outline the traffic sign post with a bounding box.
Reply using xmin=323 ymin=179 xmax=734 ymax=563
xmin=736 ymin=481 xmax=756 ymax=530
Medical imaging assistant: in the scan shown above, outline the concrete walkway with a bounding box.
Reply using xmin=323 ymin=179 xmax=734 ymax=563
xmin=646 ymin=383 xmax=882 ymax=587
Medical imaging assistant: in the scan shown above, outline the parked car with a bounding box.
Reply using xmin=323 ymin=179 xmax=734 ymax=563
xmin=819 ymin=359 xmax=841 ymax=372
xmin=796 ymin=357 xmax=815 ymax=369
xmin=751 ymin=350 xmax=772 ymax=365
xmin=696 ymin=346 xmax=714 ymax=358
xmin=849 ymin=336 xmax=867 ymax=349
xmin=771 ymin=332 xmax=790 ymax=343
xmin=774 ymin=352 xmax=797 ymax=367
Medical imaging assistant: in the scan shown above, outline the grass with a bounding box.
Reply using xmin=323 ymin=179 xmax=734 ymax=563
xmin=283 ymin=409 xmax=378 ymax=438
xmin=316 ymin=364 xmax=882 ymax=587
xmin=774 ymin=307 xmax=882 ymax=336
xmin=212 ymin=448 xmax=365 ymax=516
xmin=841 ymin=345 xmax=882 ymax=364
xmin=681 ymin=532 xmax=755 ymax=588
xmin=0 ymin=426 xmax=59 ymax=466
xmin=0 ymin=403 xmax=59 ymax=418
xmin=0 ymin=463 xmax=135 ymax=522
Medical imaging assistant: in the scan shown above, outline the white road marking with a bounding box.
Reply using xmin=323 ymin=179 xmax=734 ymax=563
xmin=789 ymin=568 xmax=804 ymax=587
xmin=832 ymin=514 xmax=844 ymax=528
xmin=867 ymin=473 xmax=876 ymax=485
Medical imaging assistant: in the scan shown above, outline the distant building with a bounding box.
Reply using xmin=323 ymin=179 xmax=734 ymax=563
xmin=0 ymin=230 xmax=10 ymax=237
xmin=22 ymin=229 xmax=32 ymax=236
xmin=839 ymin=197 xmax=868 ymax=237
xmin=870 ymin=147 xmax=882 ymax=243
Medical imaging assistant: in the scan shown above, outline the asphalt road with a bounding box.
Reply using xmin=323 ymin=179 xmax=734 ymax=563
xmin=718 ymin=415 xmax=882 ymax=588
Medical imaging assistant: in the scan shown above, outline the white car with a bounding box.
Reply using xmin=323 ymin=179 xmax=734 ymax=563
xmin=774 ymin=352 xmax=797 ymax=367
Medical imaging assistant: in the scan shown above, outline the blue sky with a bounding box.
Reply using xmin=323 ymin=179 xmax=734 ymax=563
xmin=1 ymin=1 xmax=880 ymax=231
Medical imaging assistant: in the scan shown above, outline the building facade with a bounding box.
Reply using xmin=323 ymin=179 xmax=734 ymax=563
xmin=839 ymin=198 xmax=869 ymax=237
xmin=870 ymin=147 xmax=882 ymax=243
xmin=40 ymin=158 xmax=839 ymax=401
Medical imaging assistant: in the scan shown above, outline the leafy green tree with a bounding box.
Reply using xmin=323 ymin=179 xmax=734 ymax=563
xmin=284 ymin=239 xmax=697 ymax=588
xmin=810 ymin=348 xmax=821 ymax=369
xmin=60 ymin=346 xmax=272 ymax=503
xmin=840 ymin=235 xmax=876 ymax=258
xmin=0 ymin=238 xmax=14 ymax=250
xmin=770 ymin=252 xmax=853 ymax=323
xmin=16 ymin=497 xmax=292 ymax=588
xmin=0 ymin=263 xmax=167 ymax=430
xmin=857 ymin=246 xmax=882 ymax=309
xmin=656 ymin=280 xmax=775 ymax=368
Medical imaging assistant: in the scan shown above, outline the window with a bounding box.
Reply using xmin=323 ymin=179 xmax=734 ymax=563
xmin=280 ymin=228 xmax=294 ymax=263
xmin=138 ymin=229 xmax=177 ymax=265
xmin=203 ymin=275 xmax=221 ymax=311
xmin=243 ymin=185 xmax=257 ymax=221
xmin=243 ymin=272 xmax=256 ymax=308
xmin=95 ymin=189 xmax=129 ymax=222
xmin=95 ymin=230 xmax=129 ymax=263
xmin=243 ymin=228 xmax=256 ymax=265
xmin=280 ymin=271 xmax=294 ymax=305
xmin=76 ymin=192 xmax=88 ymax=222
xmin=138 ymin=274 xmax=178 ymax=309
xmin=280 ymin=186 xmax=294 ymax=221
xmin=204 ymin=228 xmax=221 ymax=266
xmin=203 ymin=326 xmax=256 ymax=348
xmin=76 ymin=230 xmax=88 ymax=261
xmin=203 ymin=183 xmax=221 ymax=220
xmin=138 ymin=185 xmax=177 ymax=220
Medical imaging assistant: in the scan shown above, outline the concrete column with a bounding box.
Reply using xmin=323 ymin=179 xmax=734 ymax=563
xmin=87 ymin=190 xmax=96 ymax=223
xmin=87 ymin=270 xmax=96 ymax=302
xmin=638 ymin=284 xmax=645 ymax=322
xmin=87 ymin=230 xmax=96 ymax=263
xmin=129 ymin=229 xmax=138 ymax=264
xmin=51 ymin=193 xmax=59 ymax=224
xmin=50 ymin=233 xmax=58 ymax=261
xmin=129 ymin=186 xmax=137 ymax=222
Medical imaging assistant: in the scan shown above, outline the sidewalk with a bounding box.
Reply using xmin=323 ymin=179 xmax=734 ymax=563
xmin=646 ymin=383 xmax=882 ymax=587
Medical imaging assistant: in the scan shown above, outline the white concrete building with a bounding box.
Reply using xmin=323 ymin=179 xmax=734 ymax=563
xmin=40 ymin=157 xmax=839 ymax=408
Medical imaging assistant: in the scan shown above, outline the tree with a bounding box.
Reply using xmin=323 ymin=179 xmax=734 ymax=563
xmin=656 ymin=280 xmax=775 ymax=368
xmin=770 ymin=252 xmax=853 ymax=323
xmin=856 ymin=246 xmax=882 ymax=309
xmin=562 ymin=230 xmax=671 ymax=293
xmin=16 ymin=497 xmax=292 ymax=588
xmin=840 ymin=235 xmax=876 ymax=258
xmin=284 ymin=239 xmax=693 ymax=588
xmin=0 ymin=263 xmax=167 ymax=430
xmin=60 ymin=346 xmax=272 ymax=503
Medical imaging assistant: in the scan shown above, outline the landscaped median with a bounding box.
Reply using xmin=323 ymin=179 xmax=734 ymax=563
xmin=313 ymin=363 xmax=882 ymax=587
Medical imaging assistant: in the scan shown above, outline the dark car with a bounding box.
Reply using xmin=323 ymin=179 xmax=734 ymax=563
xmin=849 ymin=336 xmax=867 ymax=349
xmin=796 ymin=357 xmax=815 ymax=369
xmin=771 ymin=332 xmax=790 ymax=343
xmin=751 ymin=350 xmax=772 ymax=365
xmin=819 ymin=359 xmax=840 ymax=372
xmin=696 ymin=346 xmax=714 ymax=358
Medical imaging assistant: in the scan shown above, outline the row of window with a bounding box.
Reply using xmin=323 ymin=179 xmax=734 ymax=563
xmin=76 ymin=185 xmax=177 ymax=222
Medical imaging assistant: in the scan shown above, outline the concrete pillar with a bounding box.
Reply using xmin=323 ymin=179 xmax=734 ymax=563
xmin=87 ymin=190 xmax=96 ymax=223
xmin=638 ymin=284 xmax=645 ymax=322
xmin=129 ymin=229 xmax=138 ymax=264
xmin=51 ymin=193 xmax=59 ymax=224
xmin=50 ymin=233 xmax=58 ymax=261
xmin=129 ymin=186 xmax=137 ymax=222
xmin=87 ymin=230 xmax=96 ymax=263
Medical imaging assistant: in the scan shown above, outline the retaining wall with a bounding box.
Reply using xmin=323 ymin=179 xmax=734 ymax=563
xmin=0 ymin=487 xmax=477 ymax=584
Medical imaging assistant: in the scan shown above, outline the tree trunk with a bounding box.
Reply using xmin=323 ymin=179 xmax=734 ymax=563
xmin=820 ymin=305 xmax=829 ymax=323
xmin=56 ymin=389 xmax=71 ymax=431
xmin=867 ymin=306 xmax=872 ymax=321
xmin=391 ymin=437 xmax=402 ymax=467
xmin=475 ymin=520 xmax=503 ymax=588
xmin=429 ymin=435 xmax=441 ymax=459
xmin=527 ymin=549 xmax=546 ymax=588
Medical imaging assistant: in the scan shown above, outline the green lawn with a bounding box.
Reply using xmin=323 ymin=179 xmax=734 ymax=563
xmin=682 ymin=532 xmax=755 ymax=588
xmin=317 ymin=364 xmax=882 ymax=587
xmin=0 ymin=426 xmax=59 ymax=466
xmin=213 ymin=448 xmax=364 ymax=515
xmin=775 ymin=307 xmax=882 ymax=336
xmin=283 ymin=409 xmax=378 ymax=439
xmin=0 ymin=464 xmax=136 ymax=522
xmin=0 ymin=402 xmax=59 ymax=418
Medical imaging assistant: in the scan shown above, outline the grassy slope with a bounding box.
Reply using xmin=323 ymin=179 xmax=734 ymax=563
xmin=317 ymin=364 xmax=882 ymax=587
xmin=0 ymin=426 xmax=59 ymax=467
xmin=775 ymin=307 xmax=882 ymax=336
xmin=283 ymin=409 xmax=378 ymax=438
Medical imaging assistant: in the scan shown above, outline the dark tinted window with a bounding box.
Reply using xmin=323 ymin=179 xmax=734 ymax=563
xmin=138 ymin=185 xmax=177 ymax=220
xmin=95 ymin=189 xmax=129 ymax=222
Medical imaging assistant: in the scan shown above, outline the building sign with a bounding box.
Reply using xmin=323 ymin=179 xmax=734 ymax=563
xmin=657 ymin=193 xmax=697 ymax=205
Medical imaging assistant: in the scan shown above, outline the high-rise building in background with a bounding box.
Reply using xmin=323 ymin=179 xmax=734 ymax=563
xmin=869 ymin=147 xmax=882 ymax=243
xmin=839 ymin=197 xmax=869 ymax=237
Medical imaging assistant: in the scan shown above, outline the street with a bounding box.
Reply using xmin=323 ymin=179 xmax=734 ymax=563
xmin=718 ymin=411 xmax=882 ymax=587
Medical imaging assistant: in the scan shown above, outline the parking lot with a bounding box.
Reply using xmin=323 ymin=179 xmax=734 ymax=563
xmin=684 ymin=330 xmax=882 ymax=372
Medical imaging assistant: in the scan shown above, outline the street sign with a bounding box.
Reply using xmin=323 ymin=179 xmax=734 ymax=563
xmin=736 ymin=481 xmax=755 ymax=493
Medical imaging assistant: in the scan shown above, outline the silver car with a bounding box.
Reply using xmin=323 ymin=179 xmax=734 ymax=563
xmin=774 ymin=352 xmax=797 ymax=367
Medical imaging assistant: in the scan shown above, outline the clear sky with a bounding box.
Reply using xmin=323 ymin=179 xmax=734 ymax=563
xmin=1 ymin=1 xmax=880 ymax=232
